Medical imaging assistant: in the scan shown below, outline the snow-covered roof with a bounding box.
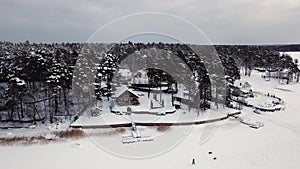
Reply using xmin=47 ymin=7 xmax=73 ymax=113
xmin=10 ymin=77 xmax=26 ymax=86
xmin=114 ymin=86 xmax=140 ymax=98
xmin=134 ymin=70 xmax=147 ymax=78
xmin=174 ymin=84 xmax=195 ymax=100
xmin=118 ymin=68 xmax=131 ymax=77
xmin=234 ymin=80 xmax=251 ymax=88
xmin=281 ymin=69 xmax=289 ymax=73
xmin=132 ymin=70 xmax=149 ymax=84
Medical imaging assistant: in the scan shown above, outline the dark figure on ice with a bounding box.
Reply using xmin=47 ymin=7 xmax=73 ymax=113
xmin=192 ymin=158 xmax=195 ymax=165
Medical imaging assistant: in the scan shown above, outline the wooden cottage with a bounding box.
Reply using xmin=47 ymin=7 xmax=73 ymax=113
xmin=114 ymin=86 xmax=140 ymax=106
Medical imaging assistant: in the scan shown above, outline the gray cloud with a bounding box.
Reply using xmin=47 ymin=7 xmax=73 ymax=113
xmin=0 ymin=0 xmax=299 ymax=44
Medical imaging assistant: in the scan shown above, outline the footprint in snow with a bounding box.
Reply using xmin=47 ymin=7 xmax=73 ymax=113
xmin=72 ymin=143 xmax=81 ymax=148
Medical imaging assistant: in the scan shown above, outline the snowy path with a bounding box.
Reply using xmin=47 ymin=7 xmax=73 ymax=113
xmin=71 ymin=110 xmax=240 ymax=128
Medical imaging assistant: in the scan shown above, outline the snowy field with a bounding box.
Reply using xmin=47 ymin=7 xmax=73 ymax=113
xmin=1 ymin=70 xmax=300 ymax=169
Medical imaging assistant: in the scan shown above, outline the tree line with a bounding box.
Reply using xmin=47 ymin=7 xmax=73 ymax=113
xmin=0 ymin=41 xmax=298 ymax=124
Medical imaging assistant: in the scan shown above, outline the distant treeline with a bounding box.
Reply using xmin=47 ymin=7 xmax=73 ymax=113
xmin=263 ymin=44 xmax=300 ymax=52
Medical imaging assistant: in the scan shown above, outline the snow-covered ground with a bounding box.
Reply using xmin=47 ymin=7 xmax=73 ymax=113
xmin=72 ymin=108 xmax=237 ymax=128
xmin=0 ymin=123 xmax=70 ymax=139
xmin=1 ymin=70 xmax=300 ymax=169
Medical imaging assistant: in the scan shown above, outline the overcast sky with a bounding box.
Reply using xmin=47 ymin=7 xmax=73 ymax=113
xmin=1 ymin=0 xmax=300 ymax=44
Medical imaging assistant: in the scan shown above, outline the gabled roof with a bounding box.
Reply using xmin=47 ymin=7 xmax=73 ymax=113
xmin=114 ymin=86 xmax=140 ymax=98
